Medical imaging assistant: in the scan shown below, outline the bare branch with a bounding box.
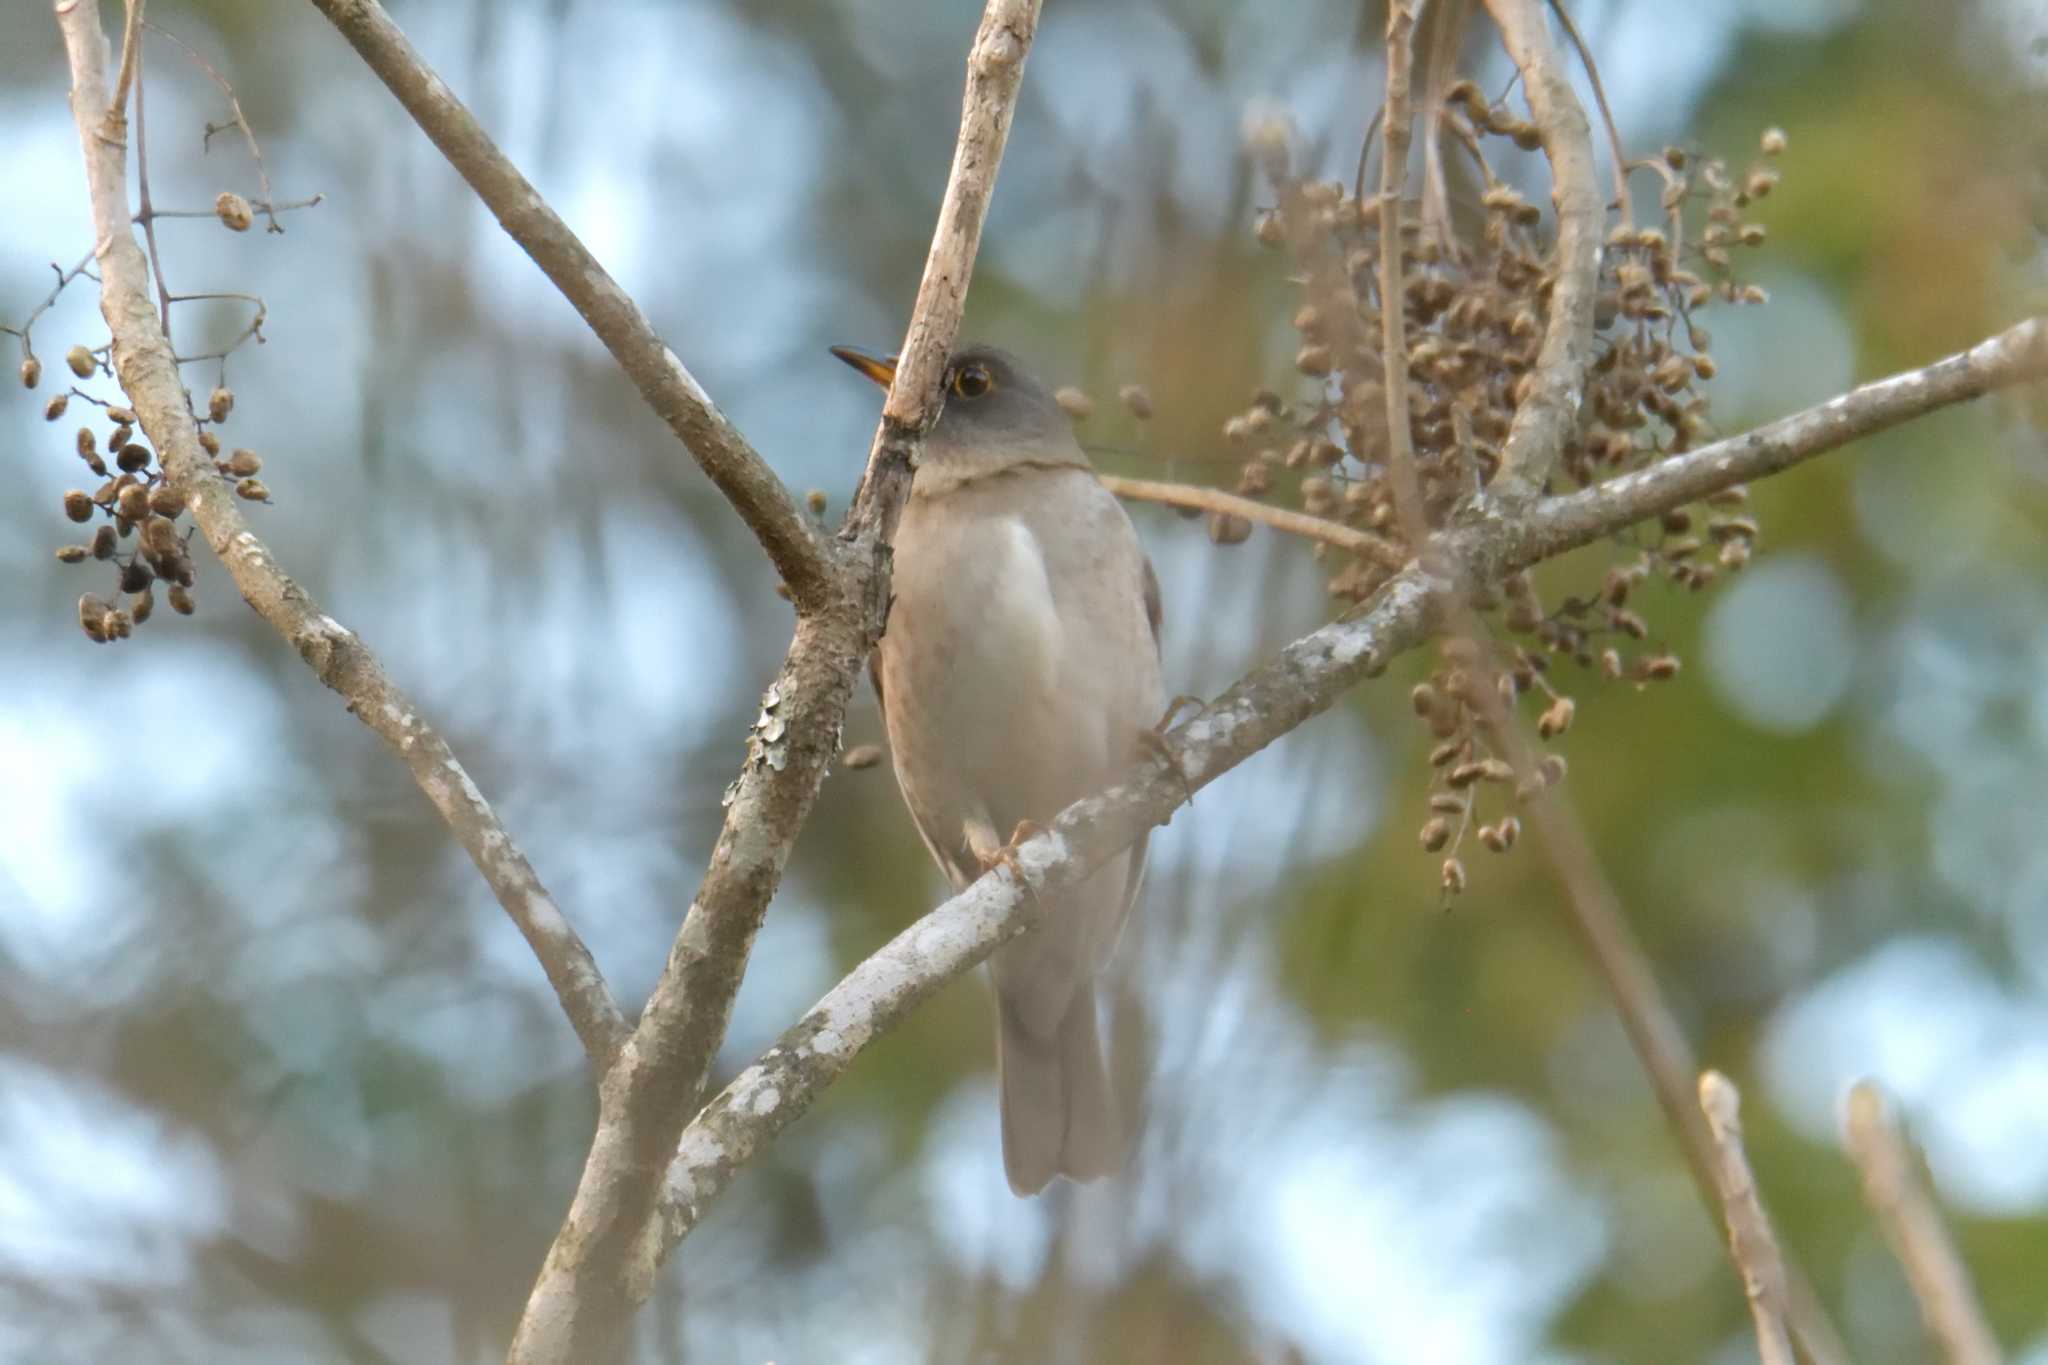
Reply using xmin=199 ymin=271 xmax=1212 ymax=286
xmin=1377 ymin=0 xmax=1428 ymax=548
xmin=654 ymin=317 xmax=2046 ymax=1250
xmin=505 ymin=4 xmax=1043 ymax=1360
xmin=1098 ymin=473 xmax=1406 ymax=566
xmin=1844 ymin=1081 xmax=2005 ymax=1365
xmin=305 ymin=0 xmax=834 ymax=612
xmin=51 ymin=0 xmax=628 ymax=1068
xmin=1700 ymin=1072 xmax=1797 ymax=1365
xmin=1478 ymin=0 xmax=1600 ymax=502
xmin=106 ymin=0 xmax=143 ymax=139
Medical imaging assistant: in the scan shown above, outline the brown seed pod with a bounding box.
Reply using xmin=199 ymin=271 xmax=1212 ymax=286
xmin=234 ymin=478 xmax=271 ymax=502
xmin=1206 ymin=511 xmax=1253 ymax=546
xmin=78 ymin=593 xmax=113 ymax=642
xmin=1643 ymin=653 xmax=1681 ymax=681
xmin=207 ymin=387 xmax=235 ymax=423
xmin=841 ymin=743 xmax=884 ymax=770
xmin=1448 ymin=761 xmax=1485 ymax=789
xmin=1478 ymin=823 xmax=1507 ymax=853
xmin=1429 ymin=794 xmax=1464 ymax=816
xmin=1538 ymin=753 xmax=1568 ymax=787
xmin=118 ymin=558 xmax=153 ymax=593
xmin=1441 ymin=857 xmax=1468 ymax=894
xmin=141 ymin=515 xmax=179 ymax=554
xmin=1254 ymin=209 xmax=1286 ymax=247
xmin=63 ymin=489 xmax=94 ymax=523
xmin=1118 ymin=384 xmax=1154 ymax=420
xmin=168 ymin=583 xmax=195 ymax=615
xmin=44 ymin=392 xmax=68 ymax=421
xmin=215 ymin=191 xmax=255 ymax=232
xmin=65 ymin=345 xmax=95 ymax=379
xmin=1410 ymin=683 xmax=1440 ymax=717
xmin=1295 ymin=345 xmax=1333 ymax=378
xmin=198 ymin=431 xmax=221 ymax=456
xmin=1537 ymin=696 xmax=1576 ymax=738
xmin=117 ymin=444 xmax=152 ymax=473
xmin=91 ymin=525 xmax=118 ymax=559
xmin=1428 ymin=740 xmax=1464 ymax=768
xmin=1600 ymin=647 xmax=1623 ymax=680
xmin=19 ymin=355 xmax=41 ymax=389
xmin=107 ymin=424 xmax=132 ymax=450
xmin=55 ymin=544 xmax=90 ymax=564
xmin=1053 ymin=387 xmax=1093 ymax=421
xmin=1419 ymin=817 xmax=1452 ymax=852
xmin=116 ymin=484 xmax=149 ymax=520
xmin=147 ymin=485 xmax=186 ymax=518
xmin=1236 ymin=461 xmax=1273 ymax=498
xmin=130 ymin=587 xmax=154 ymax=625
xmin=804 ymin=488 xmax=827 ymax=518
xmin=226 ymin=448 xmax=263 ymax=477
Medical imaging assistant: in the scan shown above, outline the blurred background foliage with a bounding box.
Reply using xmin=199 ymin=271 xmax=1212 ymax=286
xmin=2 ymin=1 xmax=2044 ymax=1361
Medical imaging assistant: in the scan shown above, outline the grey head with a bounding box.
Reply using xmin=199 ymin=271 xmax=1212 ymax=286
xmin=831 ymin=342 xmax=1088 ymax=481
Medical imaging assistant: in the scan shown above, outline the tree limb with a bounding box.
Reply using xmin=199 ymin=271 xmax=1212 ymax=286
xmin=654 ymin=316 xmax=2046 ymax=1248
xmin=505 ymin=4 xmax=1043 ymax=1360
xmin=1479 ymin=0 xmax=1600 ymax=503
xmin=304 ymin=0 xmax=834 ymax=613
xmin=51 ymin=0 xmax=629 ymax=1069
xmin=1844 ymin=1081 xmax=2005 ymax=1365
xmin=1700 ymin=1072 xmax=1797 ymax=1365
xmin=1097 ymin=473 xmax=1406 ymax=567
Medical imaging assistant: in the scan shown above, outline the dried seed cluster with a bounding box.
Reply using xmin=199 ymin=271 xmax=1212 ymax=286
xmin=1238 ymin=113 xmax=1785 ymax=893
xmin=32 ymin=371 xmax=272 ymax=642
xmin=1232 ymin=111 xmax=1784 ymax=893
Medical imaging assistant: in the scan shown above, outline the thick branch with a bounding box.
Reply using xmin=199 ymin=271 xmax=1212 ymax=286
xmin=1098 ymin=473 xmax=1406 ymax=567
xmin=505 ymin=5 xmax=1041 ymax=1361
xmin=52 ymin=0 xmax=628 ymax=1067
xmin=1479 ymin=0 xmax=1600 ymax=501
xmin=1700 ymin=1072 xmax=1797 ymax=1365
xmin=305 ymin=0 xmax=833 ymax=612
xmin=654 ymin=317 xmax=2046 ymax=1246
xmin=1844 ymin=1082 xmax=2004 ymax=1365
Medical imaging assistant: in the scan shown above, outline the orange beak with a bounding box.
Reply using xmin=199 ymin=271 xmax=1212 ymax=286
xmin=830 ymin=345 xmax=898 ymax=389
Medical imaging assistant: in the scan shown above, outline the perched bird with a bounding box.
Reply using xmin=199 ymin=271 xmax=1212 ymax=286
xmin=834 ymin=343 xmax=1164 ymax=1195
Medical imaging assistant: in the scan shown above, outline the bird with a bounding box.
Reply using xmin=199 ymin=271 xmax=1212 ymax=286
xmin=833 ymin=342 xmax=1164 ymax=1195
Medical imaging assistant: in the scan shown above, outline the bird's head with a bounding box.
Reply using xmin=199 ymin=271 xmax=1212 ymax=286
xmin=831 ymin=343 xmax=1087 ymax=478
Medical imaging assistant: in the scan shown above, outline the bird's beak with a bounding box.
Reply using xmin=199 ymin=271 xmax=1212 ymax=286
xmin=830 ymin=345 xmax=898 ymax=389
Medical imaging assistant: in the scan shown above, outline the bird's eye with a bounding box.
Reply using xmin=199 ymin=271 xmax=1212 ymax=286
xmin=950 ymin=363 xmax=993 ymax=399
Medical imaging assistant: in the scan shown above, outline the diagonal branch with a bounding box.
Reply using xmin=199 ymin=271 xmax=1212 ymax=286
xmin=1844 ymin=1081 xmax=2005 ymax=1365
xmin=653 ymin=316 xmax=2047 ymax=1247
xmin=505 ymin=5 xmax=1043 ymax=1361
xmin=50 ymin=0 xmax=629 ymax=1067
xmin=1478 ymin=0 xmax=1600 ymax=502
xmin=1098 ymin=473 xmax=1407 ymax=566
xmin=305 ymin=0 xmax=834 ymax=612
xmin=1700 ymin=1072 xmax=1797 ymax=1365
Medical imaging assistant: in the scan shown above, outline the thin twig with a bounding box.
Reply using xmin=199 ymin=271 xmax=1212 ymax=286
xmin=105 ymin=0 xmax=143 ymax=138
xmin=1700 ymin=1072 xmax=1797 ymax=1365
xmin=1377 ymin=0 xmax=1430 ymax=549
xmin=1545 ymin=0 xmax=1630 ymax=216
xmin=51 ymin=0 xmax=628 ymax=1071
xmin=307 ymin=0 xmax=833 ymax=611
xmin=1478 ymin=0 xmax=1600 ymax=502
xmin=1843 ymin=1081 xmax=2005 ymax=1365
xmin=142 ymin=19 xmax=285 ymax=231
xmin=131 ymin=27 xmax=175 ymax=340
xmin=654 ymin=316 xmax=2047 ymax=1248
xmin=1098 ymin=473 xmax=1406 ymax=567
xmin=0 ymin=251 xmax=97 ymax=358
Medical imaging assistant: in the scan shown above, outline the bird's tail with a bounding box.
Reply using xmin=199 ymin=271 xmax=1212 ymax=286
xmin=996 ymin=983 xmax=1121 ymax=1196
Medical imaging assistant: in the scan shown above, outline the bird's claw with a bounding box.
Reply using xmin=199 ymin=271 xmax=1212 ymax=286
xmin=978 ymin=820 xmax=1044 ymax=901
xmin=1140 ymin=694 xmax=1205 ymax=815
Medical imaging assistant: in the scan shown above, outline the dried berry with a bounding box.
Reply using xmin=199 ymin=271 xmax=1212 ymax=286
xmin=215 ymin=192 xmax=254 ymax=232
xmin=63 ymin=489 xmax=94 ymax=523
xmin=207 ymin=387 xmax=234 ymax=423
xmin=19 ymin=355 xmax=41 ymax=389
xmin=44 ymin=392 xmax=68 ymax=421
xmin=65 ymin=345 xmax=94 ymax=379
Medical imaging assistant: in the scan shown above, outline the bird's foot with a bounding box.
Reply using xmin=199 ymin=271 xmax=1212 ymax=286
xmin=977 ymin=820 xmax=1045 ymax=899
xmin=1138 ymin=695 xmax=1204 ymax=814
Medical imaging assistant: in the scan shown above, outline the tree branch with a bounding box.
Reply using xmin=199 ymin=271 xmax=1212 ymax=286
xmin=653 ymin=316 xmax=2046 ymax=1248
xmin=1843 ymin=1081 xmax=2005 ymax=1365
xmin=505 ymin=4 xmax=1043 ymax=1360
xmin=1478 ymin=0 xmax=1600 ymax=502
xmin=1700 ymin=1072 xmax=1797 ymax=1365
xmin=51 ymin=0 xmax=630 ymax=1069
xmin=1097 ymin=473 xmax=1406 ymax=567
xmin=304 ymin=0 xmax=834 ymax=613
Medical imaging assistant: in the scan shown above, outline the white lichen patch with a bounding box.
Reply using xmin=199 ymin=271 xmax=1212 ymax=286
xmin=749 ymin=1085 xmax=780 ymax=1117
